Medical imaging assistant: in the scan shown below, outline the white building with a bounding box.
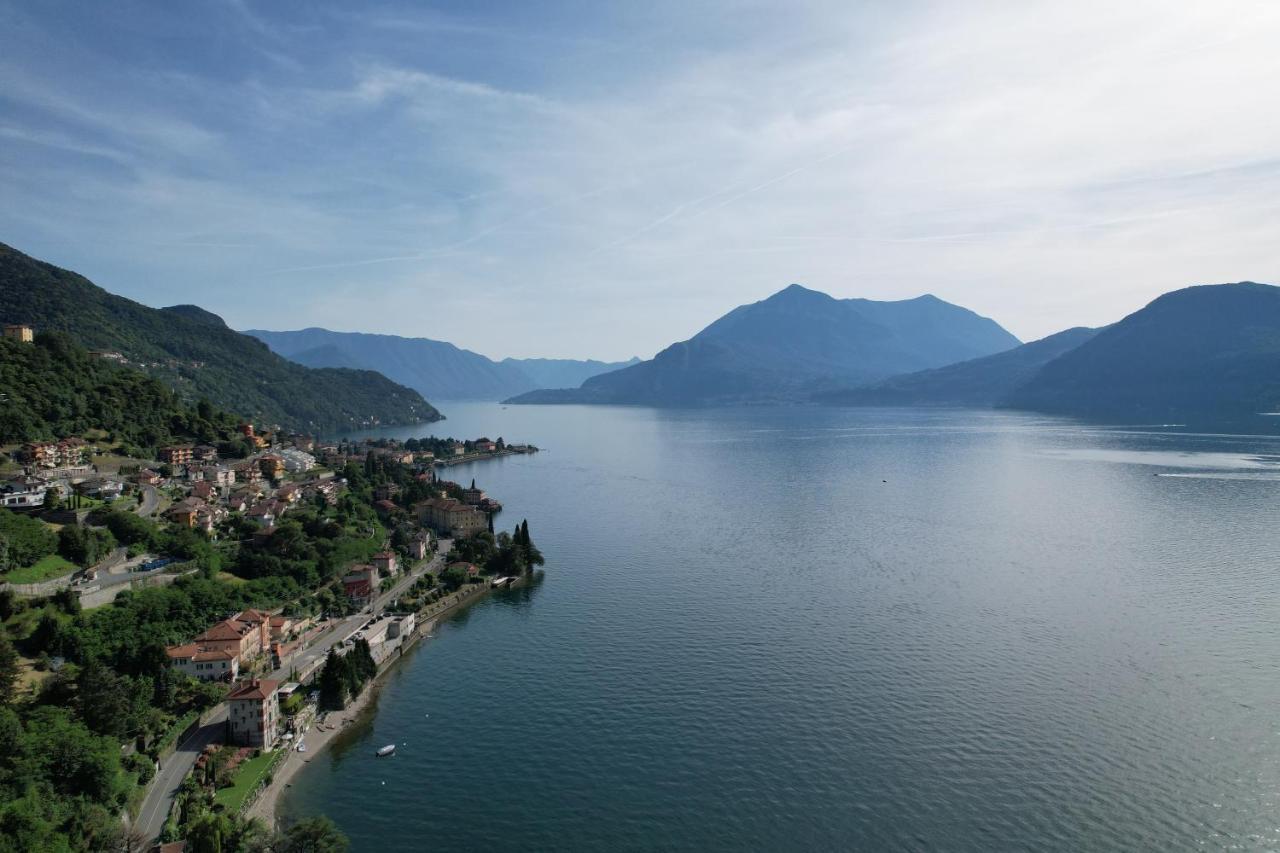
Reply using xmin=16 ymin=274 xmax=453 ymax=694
xmin=0 ymin=478 xmax=47 ymax=509
xmin=280 ymin=448 xmax=316 ymax=473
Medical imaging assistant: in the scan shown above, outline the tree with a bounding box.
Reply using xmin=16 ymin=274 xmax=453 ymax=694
xmin=0 ymin=509 xmax=57 ymax=568
xmin=187 ymin=810 xmax=230 ymax=853
xmin=277 ymin=816 xmax=350 ymax=853
xmin=0 ymin=635 xmax=18 ymax=705
xmin=317 ymin=649 xmax=348 ymax=710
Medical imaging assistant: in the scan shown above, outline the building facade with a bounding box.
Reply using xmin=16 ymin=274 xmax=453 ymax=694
xmin=227 ymin=679 xmax=280 ymax=747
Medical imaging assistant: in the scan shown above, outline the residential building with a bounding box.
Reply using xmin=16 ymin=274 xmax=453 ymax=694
xmin=0 ymin=477 xmax=47 ymax=509
xmin=372 ymin=551 xmax=398 ymax=577
xmin=159 ymin=445 xmax=194 ymax=466
xmin=245 ymin=502 xmax=276 ymax=528
xmin=461 ymin=483 xmax=485 ymax=505
xmin=80 ymin=478 xmax=123 ymax=501
xmin=227 ymin=679 xmax=280 ymax=748
xmin=304 ymin=479 xmax=340 ymax=505
xmin=279 ymin=448 xmax=315 ymax=473
xmin=191 ymin=614 xmax=266 ymax=664
xmin=416 ymin=497 xmax=487 ymax=538
xmin=165 ymin=644 xmax=239 ymax=682
xmin=2 ymin=324 xmax=33 ymax=343
xmin=232 ymin=460 xmax=262 ymax=485
xmin=166 ymin=497 xmax=204 ymax=528
xmin=408 ymin=531 xmax=430 ymax=561
xmin=268 ymin=614 xmax=294 ymax=641
xmin=258 ymin=454 xmax=285 ymax=480
xmin=342 ymin=565 xmax=378 ymax=605
xmin=22 ymin=439 xmax=86 ymax=469
xmin=134 ymin=469 xmax=162 ymax=486
xmin=474 ymin=437 xmax=498 ymax=453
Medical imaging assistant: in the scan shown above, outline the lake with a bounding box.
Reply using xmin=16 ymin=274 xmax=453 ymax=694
xmin=280 ymin=403 xmax=1280 ymax=851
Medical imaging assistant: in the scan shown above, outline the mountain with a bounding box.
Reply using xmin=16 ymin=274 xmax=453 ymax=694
xmin=244 ymin=327 xmax=635 ymax=400
xmin=500 ymin=356 xmax=641 ymax=391
xmin=0 ymin=242 xmax=440 ymax=433
xmin=508 ymin=284 xmax=1021 ymax=406
xmin=817 ymin=327 xmax=1100 ymax=408
xmin=1009 ymin=282 xmax=1280 ymax=419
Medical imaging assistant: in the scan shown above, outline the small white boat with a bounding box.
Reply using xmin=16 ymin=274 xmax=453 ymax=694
xmin=376 ymin=744 xmax=396 ymax=757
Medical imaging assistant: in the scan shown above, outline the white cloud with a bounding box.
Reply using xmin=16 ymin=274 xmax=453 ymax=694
xmin=2 ymin=0 xmax=1280 ymax=358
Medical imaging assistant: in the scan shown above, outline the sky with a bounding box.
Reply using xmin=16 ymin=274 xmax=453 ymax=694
xmin=3 ymin=1 xmax=1280 ymax=360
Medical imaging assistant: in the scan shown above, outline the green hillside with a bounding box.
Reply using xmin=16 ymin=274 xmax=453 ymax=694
xmin=1010 ymin=283 xmax=1280 ymax=419
xmin=816 ymin=327 xmax=1100 ymax=408
xmin=0 ymin=332 xmax=243 ymax=448
xmin=0 ymin=242 xmax=440 ymax=433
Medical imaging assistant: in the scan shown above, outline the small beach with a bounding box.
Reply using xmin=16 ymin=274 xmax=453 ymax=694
xmin=249 ymin=580 xmax=500 ymax=829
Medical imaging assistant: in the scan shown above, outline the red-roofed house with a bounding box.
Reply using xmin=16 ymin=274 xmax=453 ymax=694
xmin=165 ymin=643 xmax=240 ymax=682
xmin=227 ymin=678 xmax=280 ymax=747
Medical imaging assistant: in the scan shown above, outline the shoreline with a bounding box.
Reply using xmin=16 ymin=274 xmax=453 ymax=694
xmin=246 ymin=579 xmax=507 ymax=830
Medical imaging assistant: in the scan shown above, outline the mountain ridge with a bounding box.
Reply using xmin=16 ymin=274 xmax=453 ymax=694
xmin=0 ymin=242 xmax=440 ymax=433
xmin=244 ymin=327 xmax=637 ymax=401
xmin=508 ymin=283 xmax=1021 ymax=406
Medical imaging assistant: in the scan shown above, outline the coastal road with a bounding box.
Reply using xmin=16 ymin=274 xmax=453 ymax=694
xmin=268 ymin=540 xmax=451 ymax=683
xmin=137 ymin=542 xmax=451 ymax=844
xmin=136 ymin=705 xmax=229 ymax=844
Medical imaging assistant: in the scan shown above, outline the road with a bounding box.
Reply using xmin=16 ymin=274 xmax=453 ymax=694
xmin=135 ymin=484 xmax=159 ymax=516
xmin=135 ymin=704 xmax=229 ymax=843
xmin=268 ymin=540 xmax=451 ymax=683
xmin=136 ymin=540 xmax=451 ymax=845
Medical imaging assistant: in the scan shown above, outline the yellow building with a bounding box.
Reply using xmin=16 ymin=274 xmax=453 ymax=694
xmin=3 ymin=324 xmax=33 ymax=343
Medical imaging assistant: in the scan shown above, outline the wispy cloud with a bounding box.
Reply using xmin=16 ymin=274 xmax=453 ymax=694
xmin=2 ymin=0 xmax=1280 ymax=358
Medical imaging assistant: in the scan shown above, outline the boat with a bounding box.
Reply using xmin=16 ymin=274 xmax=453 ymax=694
xmin=376 ymin=744 xmax=396 ymax=757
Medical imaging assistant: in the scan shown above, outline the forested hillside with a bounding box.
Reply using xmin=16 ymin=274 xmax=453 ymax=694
xmin=0 ymin=333 xmax=242 ymax=450
xmin=0 ymin=242 xmax=440 ymax=433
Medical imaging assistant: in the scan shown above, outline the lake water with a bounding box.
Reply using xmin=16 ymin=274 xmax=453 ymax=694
xmin=280 ymin=403 xmax=1280 ymax=851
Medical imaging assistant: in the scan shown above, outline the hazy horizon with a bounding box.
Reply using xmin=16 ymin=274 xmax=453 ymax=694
xmin=3 ymin=1 xmax=1279 ymax=359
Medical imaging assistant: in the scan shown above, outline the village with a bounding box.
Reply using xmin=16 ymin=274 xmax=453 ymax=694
xmin=0 ymin=360 xmax=545 ymax=847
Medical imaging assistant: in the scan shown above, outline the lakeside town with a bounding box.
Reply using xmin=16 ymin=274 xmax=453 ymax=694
xmin=0 ymin=320 xmax=545 ymax=853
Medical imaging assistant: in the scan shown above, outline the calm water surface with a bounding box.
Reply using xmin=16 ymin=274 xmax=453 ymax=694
xmin=280 ymin=403 xmax=1280 ymax=851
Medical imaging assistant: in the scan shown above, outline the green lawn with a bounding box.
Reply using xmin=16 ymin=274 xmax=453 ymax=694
xmin=2 ymin=554 xmax=78 ymax=584
xmin=213 ymin=750 xmax=278 ymax=812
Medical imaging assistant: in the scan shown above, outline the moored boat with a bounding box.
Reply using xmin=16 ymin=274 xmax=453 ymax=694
xmin=376 ymin=744 xmax=396 ymax=757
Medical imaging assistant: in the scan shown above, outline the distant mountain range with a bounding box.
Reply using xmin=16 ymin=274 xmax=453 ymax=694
xmin=508 ymin=284 xmax=1022 ymax=406
xmin=816 ymin=327 xmax=1102 ymax=408
xmin=822 ymin=282 xmax=1280 ymax=420
xmin=510 ymin=280 xmax=1280 ymax=421
xmin=0 ymin=242 xmax=439 ymax=432
xmin=243 ymin=327 xmax=638 ymax=401
xmin=1008 ymin=283 xmax=1280 ymax=419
